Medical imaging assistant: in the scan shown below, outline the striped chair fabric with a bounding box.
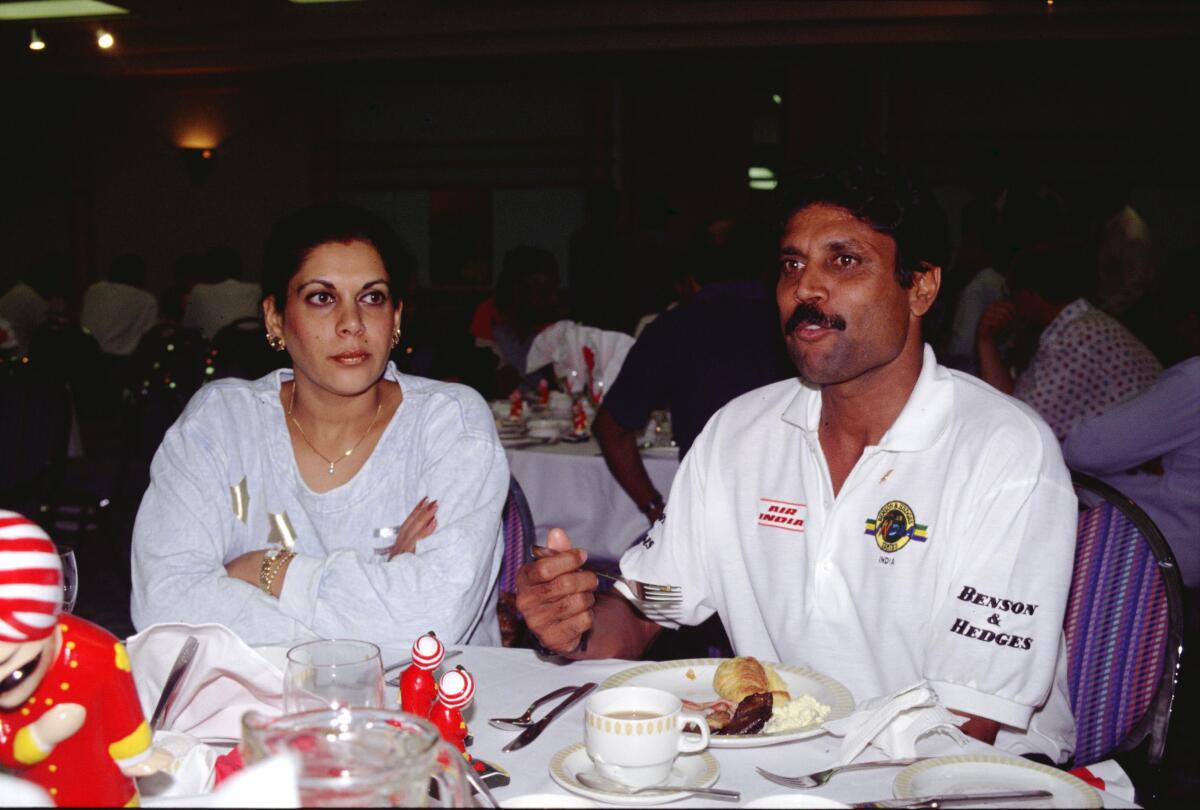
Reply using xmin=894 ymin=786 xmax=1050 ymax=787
xmin=1064 ymin=474 xmax=1182 ymax=767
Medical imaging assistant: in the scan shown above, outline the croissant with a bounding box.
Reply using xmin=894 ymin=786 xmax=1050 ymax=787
xmin=713 ymin=656 xmax=769 ymax=703
xmin=714 ymin=656 xmax=792 ymax=706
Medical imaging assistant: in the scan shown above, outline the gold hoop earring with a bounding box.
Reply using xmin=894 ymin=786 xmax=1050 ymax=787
xmin=390 ymin=326 xmax=402 ymax=349
xmin=266 ymin=333 xmax=286 ymax=352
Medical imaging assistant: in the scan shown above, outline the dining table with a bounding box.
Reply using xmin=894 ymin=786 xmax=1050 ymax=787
xmin=505 ymin=440 xmax=680 ymax=562
xmin=376 ymin=644 xmax=1139 ymax=809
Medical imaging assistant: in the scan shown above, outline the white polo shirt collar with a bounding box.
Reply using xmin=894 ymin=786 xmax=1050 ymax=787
xmin=780 ymin=344 xmax=953 ymax=453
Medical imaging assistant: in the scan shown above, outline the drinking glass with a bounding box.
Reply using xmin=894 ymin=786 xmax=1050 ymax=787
xmin=57 ymin=545 xmax=78 ymax=614
xmin=241 ymin=707 xmax=472 ymax=807
xmin=284 ymin=639 xmax=384 ymax=712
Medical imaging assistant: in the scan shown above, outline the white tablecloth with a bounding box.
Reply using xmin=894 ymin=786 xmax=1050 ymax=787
xmin=505 ymin=441 xmax=680 ymax=562
xmin=436 ymin=646 xmax=1137 ymax=808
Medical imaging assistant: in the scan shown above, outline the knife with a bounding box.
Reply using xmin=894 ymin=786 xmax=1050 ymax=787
xmin=502 ymin=682 xmax=596 ymax=752
xmin=149 ymin=635 xmax=199 ymax=731
xmin=850 ymin=789 xmax=1053 ymax=808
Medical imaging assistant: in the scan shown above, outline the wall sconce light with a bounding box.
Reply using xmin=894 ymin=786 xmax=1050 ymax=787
xmin=180 ymin=147 xmax=216 ymax=186
xmin=29 ymin=29 xmax=45 ymax=51
xmin=97 ymin=28 xmax=115 ymax=49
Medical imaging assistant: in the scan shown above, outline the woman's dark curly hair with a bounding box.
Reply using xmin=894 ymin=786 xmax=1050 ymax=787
xmin=775 ymin=150 xmax=950 ymax=289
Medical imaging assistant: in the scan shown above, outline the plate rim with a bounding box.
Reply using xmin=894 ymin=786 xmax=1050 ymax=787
xmin=549 ymin=742 xmax=720 ymax=805
xmin=597 ymin=658 xmax=855 ymax=747
xmin=892 ymin=754 xmax=1102 ymax=808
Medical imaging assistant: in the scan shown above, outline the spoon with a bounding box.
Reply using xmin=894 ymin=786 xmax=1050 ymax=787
xmin=487 ymin=685 xmax=579 ymax=730
xmin=576 ymin=771 xmax=740 ymax=801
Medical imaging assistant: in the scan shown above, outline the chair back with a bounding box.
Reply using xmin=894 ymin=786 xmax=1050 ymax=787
xmin=211 ymin=316 xmax=288 ymax=382
xmin=497 ymin=475 xmax=537 ymax=647
xmin=1064 ymin=471 xmax=1184 ymax=767
xmin=0 ymin=363 xmax=72 ymax=510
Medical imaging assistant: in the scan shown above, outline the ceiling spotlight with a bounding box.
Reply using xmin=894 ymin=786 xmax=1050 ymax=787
xmin=97 ymin=29 xmax=114 ymax=49
xmin=29 ymin=29 xmax=45 ymax=51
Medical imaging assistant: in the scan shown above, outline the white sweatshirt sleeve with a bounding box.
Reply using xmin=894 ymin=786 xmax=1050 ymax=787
xmin=130 ymin=391 xmax=310 ymax=644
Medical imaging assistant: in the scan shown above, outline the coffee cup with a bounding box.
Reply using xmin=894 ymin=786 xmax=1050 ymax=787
xmin=583 ymin=686 xmax=709 ymax=788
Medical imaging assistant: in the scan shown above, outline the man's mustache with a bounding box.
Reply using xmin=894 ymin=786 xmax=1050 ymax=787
xmin=785 ymin=302 xmax=847 ymax=334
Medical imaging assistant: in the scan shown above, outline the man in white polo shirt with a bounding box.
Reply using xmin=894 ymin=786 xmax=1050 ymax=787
xmin=516 ymin=152 xmax=1077 ymax=763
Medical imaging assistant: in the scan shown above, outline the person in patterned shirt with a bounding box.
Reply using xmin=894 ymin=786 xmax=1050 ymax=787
xmin=976 ymin=239 xmax=1161 ymax=440
xmin=0 ymin=511 xmax=170 ymax=806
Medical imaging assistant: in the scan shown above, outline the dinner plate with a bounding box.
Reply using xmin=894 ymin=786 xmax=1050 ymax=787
xmin=549 ymin=742 xmax=720 ymax=806
xmin=893 ymin=755 xmax=1102 ymax=809
xmin=598 ymin=658 xmax=854 ymax=748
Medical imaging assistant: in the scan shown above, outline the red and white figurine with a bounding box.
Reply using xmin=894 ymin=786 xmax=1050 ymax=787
xmin=398 ymin=631 xmax=444 ymax=718
xmin=536 ymin=378 xmax=550 ymax=408
xmin=571 ymin=398 xmax=589 ymax=436
xmin=428 ymin=666 xmax=475 ymax=753
xmin=508 ymin=389 xmax=524 ymax=420
xmin=0 ymin=511 xmax=170 ymax=806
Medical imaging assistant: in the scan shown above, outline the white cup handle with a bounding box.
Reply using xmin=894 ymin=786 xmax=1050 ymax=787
xmin=676 ymin=711 xmax=709 ymax=753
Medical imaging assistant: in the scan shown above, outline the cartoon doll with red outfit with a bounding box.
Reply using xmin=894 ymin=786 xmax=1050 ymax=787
xmin=398 ymin=631 xmax=444 ymax=718
xmin=0 ymin=511 xmax=170 ymax=806
xmin=428 ymin=666 xmax=474 ymax=753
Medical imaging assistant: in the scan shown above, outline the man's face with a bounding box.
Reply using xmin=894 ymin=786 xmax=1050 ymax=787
xmin=776 ymin=203 xmax=933 ymax=386
xmin=0 ymin=635 xmax=56 ymax=710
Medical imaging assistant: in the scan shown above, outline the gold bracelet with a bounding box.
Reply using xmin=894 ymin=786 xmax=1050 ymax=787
xmin=259 ymin=550 xmax=295 ymax=596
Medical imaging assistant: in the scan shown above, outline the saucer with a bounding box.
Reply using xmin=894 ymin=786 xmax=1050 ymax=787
xmin=548 ymin=743 xmax=720 ymax=806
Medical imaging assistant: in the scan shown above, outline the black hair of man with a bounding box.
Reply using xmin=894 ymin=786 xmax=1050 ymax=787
xmin=775 ymin=149 xmax=950 ymax=289
xmin=109 ymin=253 xmax=148 ymax=288
xmin=261 ymin=202 xmax=414 ymax=309
xmin=201 ymin=246 xmax=244 ymax=284
xmin=496 ymin=246 xmax=558 ymax=313
xmin=1007 ymin=239 xmax=1095 ymax=305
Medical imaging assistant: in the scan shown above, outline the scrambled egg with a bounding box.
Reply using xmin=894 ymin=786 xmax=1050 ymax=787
xmin=762 ymin=693 xmax=830 ymax=733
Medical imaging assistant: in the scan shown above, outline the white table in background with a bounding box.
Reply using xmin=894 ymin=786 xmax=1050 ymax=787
xmin=504 ymin=440 xmax=679 ymax=561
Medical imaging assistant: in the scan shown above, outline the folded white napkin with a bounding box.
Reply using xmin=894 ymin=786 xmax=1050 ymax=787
xmin=822 ymin=680 xmax=967 ymax=764
xmin=143 ymin=753 xmax=300 ymax=808
xmin=126 ymin=622 xmax=286 ymax=739
xmin=126 ymin=623 xmax=288 ymax=800
xmin=525 ymin=320 xmax=635 ymax=395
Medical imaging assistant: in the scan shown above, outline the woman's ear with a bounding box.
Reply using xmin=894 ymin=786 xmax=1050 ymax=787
xmin=263 ymin=295 xmax=284 ymax=340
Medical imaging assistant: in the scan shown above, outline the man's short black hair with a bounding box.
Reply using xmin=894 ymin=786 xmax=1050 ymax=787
xmin=776 ymin=150 xmax=950 ymax=288
xmin=262 ymin=202 xmax=413 ymax=309
xmin=109 ymin=253 xmax=147 ymax=288
xmin=1007 ymin=239 xmax=1094 ymax=305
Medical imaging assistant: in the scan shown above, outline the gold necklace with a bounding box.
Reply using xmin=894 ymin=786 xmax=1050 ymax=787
xmin=288 ymin=383 xmax=384 ymax=475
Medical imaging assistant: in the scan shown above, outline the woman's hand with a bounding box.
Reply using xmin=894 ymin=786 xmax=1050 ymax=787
xmin=225 ymin=550 xmax=294 ymax=598
xmin=386 ymin=497 xmax=439 ymax=560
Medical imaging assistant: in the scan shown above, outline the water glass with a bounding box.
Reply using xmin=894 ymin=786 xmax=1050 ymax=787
xmin=284 ymin=639 xmax=384 ymax=712
xmin=241 ymin=708 xmax=472 ymax=807
xmin=57 ymin=545 xmax=77 ymax=614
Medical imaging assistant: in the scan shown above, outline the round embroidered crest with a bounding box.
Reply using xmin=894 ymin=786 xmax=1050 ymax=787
xmin=873 ymin=500 xmax=916 ymax=553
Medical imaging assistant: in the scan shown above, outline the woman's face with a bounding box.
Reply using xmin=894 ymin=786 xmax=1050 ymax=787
xmin=263 ymin=239 xmax=400 ymax=399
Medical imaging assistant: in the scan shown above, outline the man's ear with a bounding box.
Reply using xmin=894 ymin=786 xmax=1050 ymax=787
xmin=909 ymin=262 xmax=941 ymax=317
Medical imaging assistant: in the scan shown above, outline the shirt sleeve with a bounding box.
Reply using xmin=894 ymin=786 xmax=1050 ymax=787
xmin=277 ymin=391 xmax=508 ymax=647
xmin=104 ymin=642 xmax=153 ymax=767
xmin=1063 ymin=359 xmax=1200 ymax=474
xmin=923 ymin=419 xmax=1078 ymax=729
xmin=130 ymin=391 xmax=310 ymax=644
xmin=619 ymin=421 xmax=717 ymax=629
xmin=602 ymin=315 xmax=675 ymax=432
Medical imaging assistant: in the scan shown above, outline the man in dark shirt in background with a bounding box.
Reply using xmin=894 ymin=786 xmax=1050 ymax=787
xmin=592 ymin=220 xmax=794 ymax=657
xmin=594 ymin=219 xmax=795 ymax=522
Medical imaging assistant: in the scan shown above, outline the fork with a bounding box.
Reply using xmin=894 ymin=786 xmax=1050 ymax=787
xmin=756 ymin=757 xmax=930 ymax=789
xmin=531 ymin=545 xmax=682 ymax=618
